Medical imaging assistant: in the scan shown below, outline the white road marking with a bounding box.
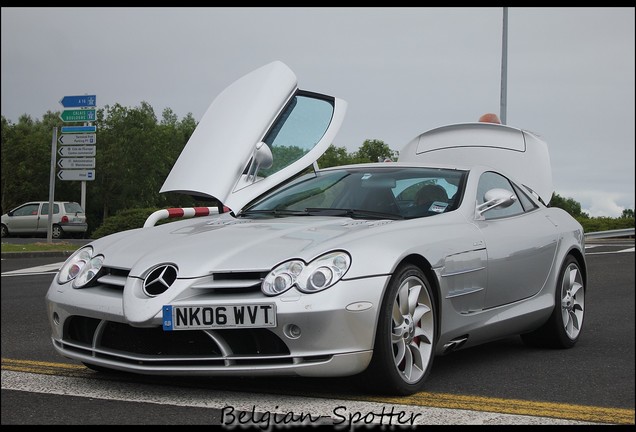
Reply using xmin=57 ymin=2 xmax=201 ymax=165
xmin=1 ymin=262 xmax=63 ymax=276
xmin=1 ymin=370 xmax=598 ymax=425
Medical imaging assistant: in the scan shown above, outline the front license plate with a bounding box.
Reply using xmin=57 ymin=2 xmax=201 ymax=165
xmin=162 ymin=304 xmax=276 ymax=331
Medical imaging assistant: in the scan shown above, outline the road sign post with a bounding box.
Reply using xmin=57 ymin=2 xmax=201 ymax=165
xmin=58 ymin=94 xmax=97 ymax=213
xmin=47 ymin=128 xmax=57 ymax=243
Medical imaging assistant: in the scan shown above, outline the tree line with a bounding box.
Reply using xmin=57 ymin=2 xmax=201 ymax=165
xmin=1 ymin=103 xmax=633 ymax=236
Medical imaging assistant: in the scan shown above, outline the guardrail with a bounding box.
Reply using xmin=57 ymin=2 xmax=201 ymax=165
xmin=143 ymin=207 xmax=220 ymax=228
xmin=585 ymin=228 xmax=635 ymax=239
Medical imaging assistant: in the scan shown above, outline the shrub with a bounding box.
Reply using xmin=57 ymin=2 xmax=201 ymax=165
xmin=91 ymin=207 xmax=160 ymax=239
xmin=577 ymin=216 xmax=635 ymax=233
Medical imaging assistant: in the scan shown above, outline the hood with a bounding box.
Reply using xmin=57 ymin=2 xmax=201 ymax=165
xmin=96 ymin=213 xmax=393 ymax=278
xmin=160 ymin=61 xmax=347 ymax=212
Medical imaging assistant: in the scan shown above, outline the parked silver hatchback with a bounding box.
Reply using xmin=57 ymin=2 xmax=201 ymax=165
xmin=1 ymin=201 xmax=87 ymax=239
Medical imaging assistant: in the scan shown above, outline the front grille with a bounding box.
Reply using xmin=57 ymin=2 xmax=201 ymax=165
xmin=95 ymin=267 xmax=130 ymax=291
xmin=62 ymin=315 xmax=293 ymax=365
xmin=66 ymin=316 xmax=100 ymax=345
xmin=101 ymin=322 xmax=224 ymax=356
xmin=213 ymin=271 xmax=268 ymax=281
xmin=189 ymin=271 xmax=268 ymax=293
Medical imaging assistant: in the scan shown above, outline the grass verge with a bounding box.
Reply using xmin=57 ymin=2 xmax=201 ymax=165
xmin=1 ymin=242 xmax=80 ymax=253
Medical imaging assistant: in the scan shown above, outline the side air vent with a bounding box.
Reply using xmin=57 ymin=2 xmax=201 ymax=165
xmin=442 ymin=335 xmax=469 ymax=354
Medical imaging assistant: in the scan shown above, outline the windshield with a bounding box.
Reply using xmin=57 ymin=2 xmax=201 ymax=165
xmin=240 ymin=166 xmax=467 ymax=220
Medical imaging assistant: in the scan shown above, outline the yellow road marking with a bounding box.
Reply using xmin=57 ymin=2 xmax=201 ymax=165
xmin=353 ymin=393 xmax=634 ymax=425
xmin=2 ymin=358 xmax=633 ymax=424
xmin=2 ymin=357 xmax=88 ymax=377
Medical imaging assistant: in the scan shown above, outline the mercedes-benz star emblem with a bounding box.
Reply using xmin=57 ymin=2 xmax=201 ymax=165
xmin=143 ymin=264 xmax=178 ymax=296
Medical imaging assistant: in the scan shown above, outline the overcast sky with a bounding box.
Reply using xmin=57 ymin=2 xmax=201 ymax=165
xmin=2 ymin=7 xmax=634 ymax=217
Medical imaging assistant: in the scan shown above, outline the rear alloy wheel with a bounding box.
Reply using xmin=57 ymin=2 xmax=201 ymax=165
xmin=51 ymin=224 xmax=64 ymax=239
xmin=522 ymin=255 xmax=585 ymax=348
xmin=365 ymin=264 xmax=436 ymax=395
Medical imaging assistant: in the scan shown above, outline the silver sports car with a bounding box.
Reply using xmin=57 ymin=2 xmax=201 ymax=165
xmin=45 ymin=61 xmax=587 ymax=395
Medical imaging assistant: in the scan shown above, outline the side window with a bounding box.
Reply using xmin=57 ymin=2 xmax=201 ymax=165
xmin=477 ymin=172 xmax=524 ymax=220
xmin=259 ymin=93 xmax=334 ymax=178
xmin=14 ymin=204 xmax=40 ymax=216
xmin=42 ymin=203 xmax=61 ymax=215
xmin=512 ymin=183 xmax=539 ymax=212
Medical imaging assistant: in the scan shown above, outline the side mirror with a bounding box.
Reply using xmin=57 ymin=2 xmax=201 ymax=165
xmin=476 ymin=188 xmax=517 ymax=216
xmin=245 ymin=141 xmax=273 ymax=183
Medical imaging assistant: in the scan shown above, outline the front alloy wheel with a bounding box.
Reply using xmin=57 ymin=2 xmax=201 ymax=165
xmin=364 ymin=264 xmax=436 ymax=395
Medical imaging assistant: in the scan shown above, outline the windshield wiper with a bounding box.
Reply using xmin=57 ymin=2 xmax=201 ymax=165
xmin=304 ymin=208 xmax=404 ymax=220
xmin=240 ymin=207 xmax=405 ymax=220
xmin=238 ymin=209 xmax=310 ymax=218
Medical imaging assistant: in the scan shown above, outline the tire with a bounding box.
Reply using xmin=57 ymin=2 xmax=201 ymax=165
xmin=521 ymin=255 xmax=585 ymax=348
xmin=51 ymin=224 xmax=64 ymax=239
xmin=0 ymin=224 xmax=7 ymax=238
xmin=363 ymin=263 xmax=437 ymax=395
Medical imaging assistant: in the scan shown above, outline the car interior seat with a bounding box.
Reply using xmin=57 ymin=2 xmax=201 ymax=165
xmin=360 ymin=187 xmax=400 ymax=214
xmin=415 ymin=184 xmax=448 ymax=205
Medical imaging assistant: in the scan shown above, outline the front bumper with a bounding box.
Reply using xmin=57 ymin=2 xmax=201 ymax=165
xmin=46 ymin=275 xmax=389 ymax=377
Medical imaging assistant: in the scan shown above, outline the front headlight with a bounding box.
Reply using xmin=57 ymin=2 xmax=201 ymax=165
xmin=57 ymin=246 xmax=93 ymax=284
xmin=56 ymin=246 xmax=104 ymax=288
xmin=262 ymin=251 xmax=351 ymax=296
xmin=73 ymin=254 xmax=104 ymax=288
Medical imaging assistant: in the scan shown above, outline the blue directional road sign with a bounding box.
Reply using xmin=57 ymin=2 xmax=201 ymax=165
xmin=61 ymin=125 xmax=97 ymax=134
xmin=60 ymin=95 xmax=97 ymax=108
xmin=57 ymin=169 xmax=95 ymax=181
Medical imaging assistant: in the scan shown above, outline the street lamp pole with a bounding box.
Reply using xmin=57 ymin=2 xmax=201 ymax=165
xmin=500 ymin=7 xmax=508 ymax=125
